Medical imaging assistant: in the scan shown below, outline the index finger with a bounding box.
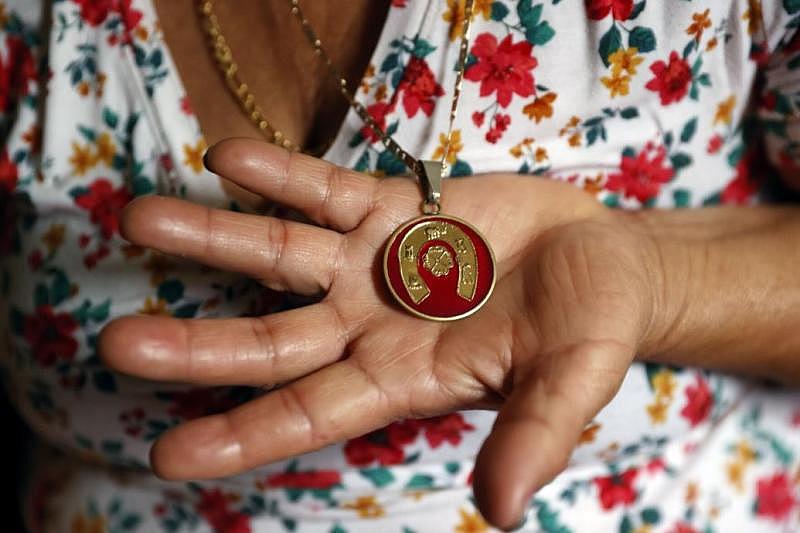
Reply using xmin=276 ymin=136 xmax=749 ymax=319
xmin=205 ymin=139 xmax=380 ymax=232
xmin=149 ymin=358 xmax=398 ymax=479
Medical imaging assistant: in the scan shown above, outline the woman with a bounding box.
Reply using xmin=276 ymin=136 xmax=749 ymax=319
xmin=2 ymin=0 xmax=799 ymax=531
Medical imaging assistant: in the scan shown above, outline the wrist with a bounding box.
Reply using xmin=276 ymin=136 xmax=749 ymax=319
xmin=621 ymin=210 xmax=705 ymax=363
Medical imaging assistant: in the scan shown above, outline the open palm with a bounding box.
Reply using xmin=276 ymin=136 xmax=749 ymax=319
xmin=100 ymin=138 xmax=657 ymax=529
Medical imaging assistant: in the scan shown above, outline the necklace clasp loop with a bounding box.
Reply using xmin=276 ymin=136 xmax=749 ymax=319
xmin=418 ymin=160 xmax=443 ymax=214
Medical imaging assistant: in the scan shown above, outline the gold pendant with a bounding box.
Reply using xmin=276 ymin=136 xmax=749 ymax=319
xmin=382 ymin=162 xmax=496 ymax=321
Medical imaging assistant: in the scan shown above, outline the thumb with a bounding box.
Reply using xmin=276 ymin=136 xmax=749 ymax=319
xmin=472 ymin=341 xmax=632 ymax=531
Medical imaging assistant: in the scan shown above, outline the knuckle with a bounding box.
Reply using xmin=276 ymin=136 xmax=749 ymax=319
xmin=277 ymin=385 xmax=326 ymax=449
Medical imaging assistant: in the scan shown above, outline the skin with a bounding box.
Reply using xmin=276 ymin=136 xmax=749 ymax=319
xmin=99 ymin=2 xmax=800 ymax=531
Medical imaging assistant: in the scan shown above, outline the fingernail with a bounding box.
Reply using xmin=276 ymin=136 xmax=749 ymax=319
xmin=505 ymin=496 xmax=536 ymax=532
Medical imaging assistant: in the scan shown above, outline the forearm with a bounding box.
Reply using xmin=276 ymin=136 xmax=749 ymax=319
xmin=631 ymin=206 xmax=800 ymax=384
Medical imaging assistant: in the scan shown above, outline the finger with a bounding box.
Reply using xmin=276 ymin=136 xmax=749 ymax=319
xmin=149 ymin=358 xmax=397 ymax=479
xmin=204 ymin=138 xmax=379 ymax=231
xmin=98 ymin=302 xmax=350 ymax=387
xmin=472 ymin=341 xmax=631 ymax=531
xmin=121 ymin=195 xmax=344 ymax=294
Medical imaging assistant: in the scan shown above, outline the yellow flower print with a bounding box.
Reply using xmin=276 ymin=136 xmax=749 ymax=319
xmin=443 ymin=0 xmax=492 ymax=41
xmin=609 ymin=48 xmax=644 ymax=77
xmin=77 ymin=81 xmax=91 ymax=97
xmin=726 ymin=460 xmax=745 ymax=491
xmin=568 ymin=132 xmax=582 ymax=147
xmin=133 ymin=25 xmax=148 ymax=41
xmin=69 ymin=141 xmax=95 ymax=175
xmin=714 ymin=96 xmax=736 ymax=126
xmin=94 ymin=132 xmax=116 ymax=167
xmin=734 ymin=440 xmax=756 ymax=463
xmin=95 ymin=72 xmax=107 ymax=98
xmin=743 ymin=0 xmax=763 ymax=36
xmin=651 ymin=368 xmax=676 ymax=398
xmin=601 ymin=73 xmax=631 ymax=98
xmin=139 ymin=296 xmax=170 ymax=316
xmin=455 ymin=507 xmax=488 ymax=533
xmin=375 ymin=83 xmax=388 ymax=102
xmin=42 ymin=224 xmax=65 ymax=254
xmin=633 ymin=526 xmax=653 ymax=533
xmin=646 ymin=399 xmax=669 ymax=424
xmin=686 ymin=9 xmax=711 ymax=42
xmin=71 ymin=513 xmax=106 ymax=533
xmin=183 ymin=138 xmax=208 ymax=173
xmin=583 ymin=173 xmax=604 ymax=195
xmin=509 ymin=137 xmax=534 ymax=158
xmin=534 ymin=146 xmax=548 ymax=162
xmin=685 ymin=481 xmax=699 ymax=503
xmin=706 ymin=37 xmax=718 ymax=51
xmin=578 ymin=421 xmax=601 ymax=444
xmin=432 ymin=129 xmax=463 ymax=165
xmin=343 ymin=495 xmax=385 ymax=519
xmin=143 ymin=252 xmax=174 ymax=287
xmin=360 ymin=64 xmax=376 ymax=94
xmin=523 ymin=92 xmax=558 ymax=123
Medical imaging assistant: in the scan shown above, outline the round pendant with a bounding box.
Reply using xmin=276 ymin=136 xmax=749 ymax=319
xmin=383 ymin=214 xmax=496 ymax=321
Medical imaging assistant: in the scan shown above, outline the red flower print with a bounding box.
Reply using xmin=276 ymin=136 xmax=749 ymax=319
xmin=755 ymin=472 xmax=797 ymax=521
xmin=593 ymin=468 xmax=639 ymax=510
xmin=606 ymin=144 xmax=674 ymax=203
xmin=267 ymin=469 xmax=341 ymax=489
xmin=0 ymin=150 xmax=20 ymax=255
xmin=679 ymin=374 xmax=713 ymax=427
xmin=23 ymin=305 xmax=79 ymax=367
xmin=0 ymin=36 xmax=37 ymax=113
xmin=645 ymin=52 xmax=692 ymax=106
xmin=645 ymin=457 xmax=666 ymax=474
xmin=0 ymin=148 xmax=17 ymax=193
xmin=344 ymin=419 xmax=418 ymax=466
xmin=73 ymin=0 xmax=116 ymax=26
xmin=73 ymin=0 xmax=143 ymax=45
xmin=397 ymin=56 xmax=444 ymax=118
xmin=166 ymin=388 xmax=241 ymax=421
xmin=472 ymin=111 xmax=485 ymax=127
xmin=28 ymin=250 xmax=43 ymax=270
xmin=72 ymin=178 xmax=133 ymax=239
xmin=722 ymin=148 xmax=762 ymax=205
xmin=73 ymin=0 xmax=142 ymax=30
xmin=486 ymin=113 xmax=511 ymax=143
xmin=195 ymin=489 xmax=251 ymax=533
xmin=465 ymin=33 xmax=538 ymax=108
xmin=360 ymin=101 xmax=394 ymax=143
xmin=669 ymin=524 xmax=699 ymax=533
xmin=180 ymin=96 xmax=194 ymax=115
xmin=585 ymin=0 xmax=634 ymax=20
xmin=707 ymin=134 xmax=723 ymax=154
xmin=416 ymin=413 xmax=475 ymax=448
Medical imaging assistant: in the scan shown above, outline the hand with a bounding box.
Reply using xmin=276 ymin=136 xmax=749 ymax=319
xmin=99 ymin=138 xmax=662 ymax=530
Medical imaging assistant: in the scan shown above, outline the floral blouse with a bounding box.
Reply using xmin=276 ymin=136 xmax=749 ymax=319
xmin=2 ymin=0 xmax=800 ymax=532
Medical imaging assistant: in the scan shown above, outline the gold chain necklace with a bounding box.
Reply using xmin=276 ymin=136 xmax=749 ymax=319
xmin=199 ymin=0 xmax=303 ymax=152
xmin=203 ymin=0 xmax=495 ymax=321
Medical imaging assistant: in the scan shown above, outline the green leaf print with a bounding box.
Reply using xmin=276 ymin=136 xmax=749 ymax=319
xmin=157 ymin=279 xmax=185 ymax=304
xmin=490 ymin=2 xmax=510 ymax=21
xmin=103 ymin=107 xmax=119 ymax=129
xmin=360 ymin=467 xmax=395 ymax=488
xmin=680 ymin=117 xmax=698 ymax=143
xmin=628 ymin=26 xmax=656 ymax=53
xmin=405 ymin=474 xmax=434 ymax=489
xmin=599 ymin=25 xmax=622 ymax=67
